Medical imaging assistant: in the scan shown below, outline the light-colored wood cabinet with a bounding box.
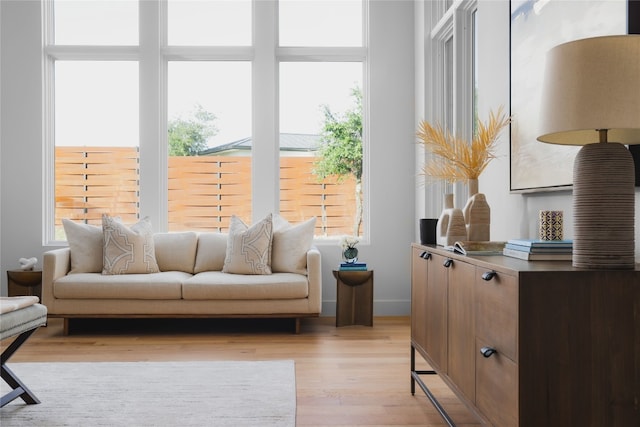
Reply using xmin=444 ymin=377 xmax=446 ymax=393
xmin=410 ymin=243 xmax=640 ymax=427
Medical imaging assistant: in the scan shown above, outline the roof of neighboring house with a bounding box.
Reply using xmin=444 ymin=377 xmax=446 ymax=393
xmin=199 ymin=133 xmax=322 ymax=156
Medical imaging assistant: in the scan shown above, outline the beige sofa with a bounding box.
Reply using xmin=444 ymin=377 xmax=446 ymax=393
xmin=42 ymin=228 xmax=322 ymax=334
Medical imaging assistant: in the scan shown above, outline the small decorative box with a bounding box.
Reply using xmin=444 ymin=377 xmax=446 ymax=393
xmin=539 ymin=210 xmax=563 ymax=241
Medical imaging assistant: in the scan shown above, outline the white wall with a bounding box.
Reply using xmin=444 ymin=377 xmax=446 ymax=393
xmin=1 ymin=0 xmax=44 ymax=291
xmin=0 ymin=0 xmax=417 ymax=315
xmin=417 ymin=0 xmax=640 ymax=259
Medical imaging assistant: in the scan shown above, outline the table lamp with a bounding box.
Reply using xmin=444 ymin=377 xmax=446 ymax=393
xmin=537 ymin=35 xmax=640 ymax=269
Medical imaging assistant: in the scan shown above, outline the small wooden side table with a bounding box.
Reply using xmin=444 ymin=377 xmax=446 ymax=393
xmin=333 ymin=270 xmax=374 ymax=327
xmin=7 ymin=270 xmax=43 ymax=300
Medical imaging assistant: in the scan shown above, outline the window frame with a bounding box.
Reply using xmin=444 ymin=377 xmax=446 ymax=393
xmin=426 ymin=0 xmax=478 ymax=213
xmin=43 ymin=0 xmax=368 ymax=245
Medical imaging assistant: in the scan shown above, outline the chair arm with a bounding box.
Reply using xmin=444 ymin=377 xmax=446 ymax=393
xmin=42 ymin=248 xmax=71 ymax=307
xmin=306 ymin=246 xmax=322 ymax=314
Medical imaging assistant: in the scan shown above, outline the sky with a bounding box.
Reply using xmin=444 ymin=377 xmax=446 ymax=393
xmin=52 ymin=0 xmax=363 ymax=147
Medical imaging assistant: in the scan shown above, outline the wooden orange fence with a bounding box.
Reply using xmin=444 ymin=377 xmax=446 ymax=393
xmin=55 ymin=147 xmax=358 ymax=236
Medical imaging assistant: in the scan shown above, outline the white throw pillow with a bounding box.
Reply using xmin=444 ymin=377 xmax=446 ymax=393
xmin=154 ymin=232 xmax=198 ymax=273
xmin=222 ymin=214 xmax=273 ymax=275
xmin=272 ymin=215 xmax=316 ymax=274
xmin=102 ymin=215 xmax=160 ymax=275
xmin=193 ymin=232 xmax=228 ymax=273
xmin=62 ymin=219 xmax=104 ymax=274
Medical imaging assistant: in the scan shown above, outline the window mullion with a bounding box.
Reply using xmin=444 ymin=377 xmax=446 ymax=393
xmin=453 ymin=4 xmax=476 ymax=205
xmin=252 ymin=0 xmax=278 ymax=221
xmin=276 ymin=46 xmax=366 ymax=61
xmin=139 ymin=0 xmax=165 ymax=229
xmin=43 ymin=0 xmax=56 ymax=244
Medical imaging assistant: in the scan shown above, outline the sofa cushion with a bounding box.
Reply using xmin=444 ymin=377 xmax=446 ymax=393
xmin=52 ymin=272 xmax=188 ymax=300
xmin=272 ymin=215 xmax=316 ymax=274
xmin=154 ymin=232 xmax=198 ymax=273
xmin=193 ymin=232 xmax=228 ymax=273
xmin=62 ymin=219 xmax=103 ymax=274
xmin=182 ymin=271 xmax=308 ymax=300
xmin=222 ymin=214 xmax=273 ymax=275
xmin=102 ymin=215 xmax=160 ymax=275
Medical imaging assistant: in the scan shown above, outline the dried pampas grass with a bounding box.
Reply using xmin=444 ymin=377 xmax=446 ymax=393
xmin=417 ymin=107 xmax=511 ymax=183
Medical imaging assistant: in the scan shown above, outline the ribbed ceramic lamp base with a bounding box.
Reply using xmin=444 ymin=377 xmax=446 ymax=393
xmin=572 ymin=143 xmax=635 ymax=269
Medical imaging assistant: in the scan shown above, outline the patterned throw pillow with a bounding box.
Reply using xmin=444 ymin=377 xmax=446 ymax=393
xmin=102 ymin=215 xmax=160 ymax=275
xmin=271 ymin=215 xmax=316 ymax=274
xmin=222 ymin=214 xmax=273 ymax=275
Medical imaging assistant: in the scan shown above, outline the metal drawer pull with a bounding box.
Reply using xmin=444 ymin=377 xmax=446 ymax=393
xmin=443 ymin=258 xmax=453 ymax=268
xmin=481 ymin=270 xmax=497 ymax=281
xmin=480 ymin=346 xmax=497 ymax=358
xmin=420 ymin=251 xmax=431 ymax=260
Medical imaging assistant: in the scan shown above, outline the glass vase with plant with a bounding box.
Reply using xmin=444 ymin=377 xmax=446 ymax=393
xmin=341 ymin=236 xmax=359 ymax=263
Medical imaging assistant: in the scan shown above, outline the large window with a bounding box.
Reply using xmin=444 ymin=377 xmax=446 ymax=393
xmin=167 ymin=0 xmax=251 ymax=46
xmin=278 ymin=62 xmax=363 ymax=238
xmin=54 ymin=61 xmax=139 ymax=234
xmin=279 ymin=0 xmax=362 ymax=47
xmin=47 ymin=0 xmax=140 ymax=240
xmin=45 ymin=0 xmax=367 ymax=242
xmin=167 ymin=61 xmax=252 ymax=231
xmin=53 ymin=0 xmax=138 ymax=45
xmin=427 ymin=0 xmax=478 ymax=211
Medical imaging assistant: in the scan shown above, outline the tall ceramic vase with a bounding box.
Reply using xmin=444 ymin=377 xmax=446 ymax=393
xmin=463 ymin=179 xmax=490 ymax=241
xmin=436 ymin=193 xmax=467 ymax=246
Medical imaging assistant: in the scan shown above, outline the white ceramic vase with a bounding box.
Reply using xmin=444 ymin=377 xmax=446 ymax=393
xmin=463 ymin=179 xmax=490 ymax=241
xmin=436 ymin=194 xmax=467 ymax=246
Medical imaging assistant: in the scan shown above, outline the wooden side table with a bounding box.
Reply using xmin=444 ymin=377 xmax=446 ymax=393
xmin=333 ymin=270 xmax=374 ymax=327
xmin=7 ymin=270 xmax=43 ymax=300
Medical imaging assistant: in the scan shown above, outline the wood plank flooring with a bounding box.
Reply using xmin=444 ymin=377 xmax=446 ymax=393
xmin=3 ymin=316 xmax=481 ymax=426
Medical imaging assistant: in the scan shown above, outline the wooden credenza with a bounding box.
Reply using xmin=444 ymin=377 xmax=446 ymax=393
xmin=410 ymin=243 xmax=639 ymax=427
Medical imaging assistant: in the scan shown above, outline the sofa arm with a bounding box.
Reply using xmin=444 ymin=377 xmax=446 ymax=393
xmin=306 ymin=246 xmax=322 ymax=314
xmin=42 ymin=248 xmax=71 ymax=307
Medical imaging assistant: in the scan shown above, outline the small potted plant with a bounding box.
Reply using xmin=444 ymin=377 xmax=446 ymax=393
xmin=341 ymin=236 xmax=359 ymax=264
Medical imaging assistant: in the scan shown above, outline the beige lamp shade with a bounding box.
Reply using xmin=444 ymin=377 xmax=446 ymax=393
xmin=537 ymin=35 xmax=640 ymax=146
xmin=536 ymin=35 xmax=640 ymax=269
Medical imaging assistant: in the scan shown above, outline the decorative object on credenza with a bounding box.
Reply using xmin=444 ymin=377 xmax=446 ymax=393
xmin=538 ymin=210 xmax=563 ymax=241
xmin=18 ymin=257 xmax=38 ymax=271
xmin=418 ymin=107 xmax=511 ymax=242
xmin=537 ymin=35 xmax=640 ymax=269
xmin=463 ymin=179 xmax=490 ymax=241
xmin=419 ymin=218 xmax=438 ymax=245
xmin=503 ymin=238 xmax=573 ymax=261
xmin=340 ymin=235 xmax=359 ymax=264
xmin=436 ymin=194 xmax=467 ymax=247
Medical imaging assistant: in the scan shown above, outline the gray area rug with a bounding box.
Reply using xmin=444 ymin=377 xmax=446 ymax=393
xmin=0 ymin=360 xmax=296 ymax=426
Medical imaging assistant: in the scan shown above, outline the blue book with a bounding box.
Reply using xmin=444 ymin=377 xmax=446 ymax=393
xmin=340 ymin=262 xmax=367 ymax=267
xmin=505 ymin=243 xmax=572 ymax=253
xmin=507 ymin=239 xmax=572 ymax=248
xmin=339 ymin=266 xmax=368 ymax=271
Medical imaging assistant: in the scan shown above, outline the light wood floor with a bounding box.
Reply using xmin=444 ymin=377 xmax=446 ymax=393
xmin=4 ymin=316 xmax=481 ymax=426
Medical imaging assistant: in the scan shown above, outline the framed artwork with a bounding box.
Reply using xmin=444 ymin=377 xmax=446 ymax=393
xmin=509 ymin=0 xmax=628 ymax=192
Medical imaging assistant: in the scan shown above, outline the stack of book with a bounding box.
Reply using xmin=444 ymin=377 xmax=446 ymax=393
xmin=502 ymin=239 xmax=573 ymax=261
xmin=339 ymin=262 xmax=368 ymax=271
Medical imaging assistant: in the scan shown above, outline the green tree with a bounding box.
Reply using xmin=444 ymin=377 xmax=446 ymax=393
xmin=314 ymin=87 xmax=363 ymax=236
xmin=168 ymin=104 xmax=218 ymax=156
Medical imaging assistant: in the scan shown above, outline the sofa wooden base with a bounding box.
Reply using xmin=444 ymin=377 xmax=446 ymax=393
xmin=47 ymin=314 xmax=319 ymax=335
